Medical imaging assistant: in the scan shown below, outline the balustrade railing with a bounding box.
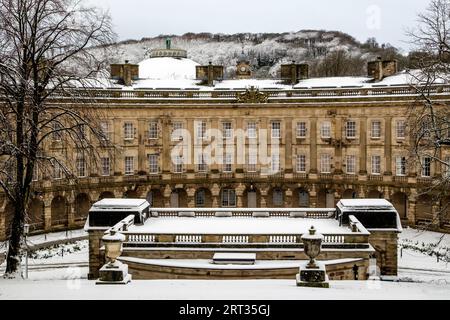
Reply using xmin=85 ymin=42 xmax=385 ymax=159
xmin=151 ymin=208 xmax=336 ymax=218
xmin=121 ymin=232 xmax=368 ymax=245
xmin=42 ymin=84 xmax=450 ymax=102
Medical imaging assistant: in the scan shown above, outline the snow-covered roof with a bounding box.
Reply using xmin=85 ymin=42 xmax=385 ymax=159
xmin=338 ymin=199 xmax=394 ymax=209
xmin=90 ymin=199 xmax=149 ymax=211
xmin=127 ymin=217 xmax=350 ymax=235
xmin=138 ymin=57 xmax=199 ymax=80
xmin=294 ymin=76 xmax=371 ymax=89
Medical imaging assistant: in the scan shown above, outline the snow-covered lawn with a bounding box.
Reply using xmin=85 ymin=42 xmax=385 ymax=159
xmin=0 ymin=227 xmax=449 ymax=300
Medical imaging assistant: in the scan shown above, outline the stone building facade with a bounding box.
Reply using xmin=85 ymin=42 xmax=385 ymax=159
xmin=1 ymin=50 xmax=449 ymax=241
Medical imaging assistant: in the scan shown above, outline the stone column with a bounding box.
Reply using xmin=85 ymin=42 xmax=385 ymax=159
xmin=88 ymin=230 xmax=106 ymax=280
xmin=186 ymin=118 xmax=195 ymax=173
xmin=161 ymin=118 xmax=171 ymax=174
xmin=309 ymin=184 xmax=317 ymax=208
xmin=138 ymin=119 xmax=147 ymax=174
xmin=113 ymin=118 xmax=122 ymax=175
xmin=236 ymin=117 xmax=244 ymax=173
xmin=187 ymin=187 xmax=196 ymax=208
xmin=334 ymin=117 xmax=343 ymax=174
xmin=407 ymin=194 xmax=417 ymax=226
xmin=359 ymin=117 xmax=367 ymax=174
xmin=309 ymin=119 xmax=318 ymax=174
xmin=44 ymin=197 xmax=52 ymax=231
xmin=210 ymin=118 xmax=219 ymax=173
xmin=285 ymin=118 xmax=293 ymax=173
xmin=211 ymin=183 xmax=220 ymax=207
xmin=260 ymin=187 xmax=268 ymax=208
xmin=163 ymin=184 xmax=172 ymax=208
xmin=384 ymin=117 xmax=392 ymax=175
xmin=285 ymin=188 xmax=293 ymax=207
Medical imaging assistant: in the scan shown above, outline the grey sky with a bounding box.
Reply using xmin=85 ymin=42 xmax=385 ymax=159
xmin=93 ymin=0 xmax=431 ymax=52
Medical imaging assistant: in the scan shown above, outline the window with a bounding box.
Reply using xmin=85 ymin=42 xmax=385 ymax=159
xmin=273 ymin=189 xmax=283 ymax=206
xmin=371 ymin=155 xmax=381 ymax=175
xmin=100 ymin=122 xmax=110 ymax=141
xmin=101 ymin=157 xmax=110 ymax=177
xmin=396 ymin=120 xmax=406 ymax=139
xmin=148 ymin=121 xmax=158 ymax=139
xmin=321 ymin=121 xmax=331 ymax=139
xmin=371 ymin=121 xmax=381 ymax=139
xmin=223 ymin=122 xmax=233 ymax=139
xmin=52 ymin=160 xmax=63 ymax=180
xmin=271 ymin=154 xmax=280 ymax=173
xmin=124 ymin=122 xmax=134 ymax=140
xmin=296 ymin=122 xmax=307 ymax=138
xmin=172 ymin=122 xmax=184 ymax=141
xmin=346 ymin=155 xmax=356 ymax=174
xmin=148 ymin=154 xmax=159 ymax=174
xmin=247 ymin=122 xmax=257 ymax=139
xmin=195 ymin=190 xmax=206 ymax=207
xmin=296 ymin=154 xmax=306 ymax=173
xmin=196 ymin=121 xmax=207 ymax=140
xmin=247 ymin=153 xmax=257 ymax=172
xmin=124 ymin=156 xmax=134 ymax=175
xmin=346 ymin=121 xmax=356 ymax=139
xmin=76 ymin=155 xmax=86 ymax=178
xmin=320 ymin=154 xmax=332 ymax=173
xmin=221 ymin=189 xmax=236 ymax=207
xmin=395 ymin=157 xmax=406 ymax=176
xmin=271 ymin=122 xmax=281 ymax=139
xmin=197 ymin=153 xmax=208 ymax=172
xmin=52 ymin=122 xmax=63 ymax=141
xmin=422 ymin=157 xmax=431 ymax=177
xmin=173 ymin=155 xmax=184 ymax=173
xmin=223 ymin=153 xmax=232 ymax=173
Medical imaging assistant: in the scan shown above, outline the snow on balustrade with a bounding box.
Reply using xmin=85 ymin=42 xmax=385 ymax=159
xmin=127 ymin=234 xmax=156 ymax=243
xmin=223 ymin=235 xmax=249 ymax=244
xmin=269 ymin=235 xmax=298 ymax=244
xmin=323 ymin=235 xmax=345 ymax=244
xmin=175 ymin=235 xmax=202 ymax=243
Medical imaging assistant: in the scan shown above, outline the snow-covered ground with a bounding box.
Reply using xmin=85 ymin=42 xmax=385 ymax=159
xmin=0 ymin=227 xmax=449 ymax=300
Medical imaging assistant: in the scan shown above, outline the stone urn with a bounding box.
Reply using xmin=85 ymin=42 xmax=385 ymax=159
xmin=102 ymin=230 xmax=126 ymax=266
xmin=97 ymin=230 xmax=131 ymax=284
xmin=301 ymin=226 xmax=324 ymax=269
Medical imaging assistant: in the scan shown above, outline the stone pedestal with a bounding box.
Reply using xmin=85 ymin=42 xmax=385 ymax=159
xmin=96 ymin=261 xmax=132 ymax=285
xmin=296 ymin=261 xmax=329 ymax=288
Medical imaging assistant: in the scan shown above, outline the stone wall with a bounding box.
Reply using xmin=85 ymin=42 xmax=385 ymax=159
xmin=368 ymin=230 xmax=399 ymax=276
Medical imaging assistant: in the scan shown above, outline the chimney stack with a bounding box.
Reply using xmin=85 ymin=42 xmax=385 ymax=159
xmin=368 ymin=58 xmax=398 ymax=82
xmin=280 ymin=62 xmax=309 ymax=85
xmin=110 ymin=60 xmax=139 ymax=86
xmin=196 ymin=62 xmax=224 ymax=86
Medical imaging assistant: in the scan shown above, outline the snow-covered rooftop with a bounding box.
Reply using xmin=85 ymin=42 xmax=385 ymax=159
xmin=90 ymin=199 xmax=149 ymax=210
xmin=123 ymin=68 xmax=447 ymax=91
xmin=138 ymin=57 xmax=199 ymax=80
xmin=127 ymin=217 xmax=349 ymax=235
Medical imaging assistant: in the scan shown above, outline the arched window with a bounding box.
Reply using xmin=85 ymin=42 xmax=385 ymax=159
xmin=299 ymin=190 xmax=310 ymax=208
xmin=195 ymin=190 xmax=206 ymax=207
xmin=221 ymin=189 xmax=236 ymax=208
xmin=273 ymin=189 xmax=283 ymax=206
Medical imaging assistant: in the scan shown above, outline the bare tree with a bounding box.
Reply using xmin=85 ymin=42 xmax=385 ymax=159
xmin=0 ymin=0 xmax=115 ymax=277
xmin=406 ymin=0 xmax=450 ymax=229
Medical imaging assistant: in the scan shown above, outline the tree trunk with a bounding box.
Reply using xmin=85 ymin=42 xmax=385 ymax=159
xmin=4 ymin=199 xmax=25 ymax=276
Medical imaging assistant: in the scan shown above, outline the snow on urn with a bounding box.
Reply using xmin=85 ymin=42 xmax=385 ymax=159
xmin=103 ymin=230 xmax=126 ymax=265
xmin=302 ymin=226 xmax=324 ymax=269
